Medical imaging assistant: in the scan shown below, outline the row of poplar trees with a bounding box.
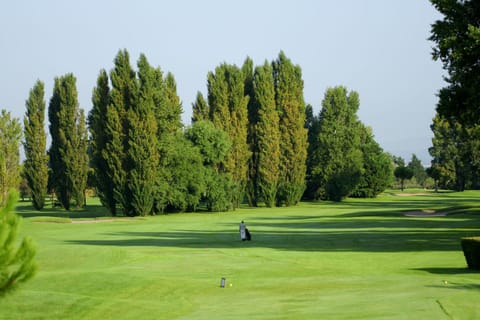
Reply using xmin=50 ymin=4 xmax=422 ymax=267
xmin=22 ymin=49 xmax=391 ymax=216
xmin=192 ymin=53 xmax=308 ymax=208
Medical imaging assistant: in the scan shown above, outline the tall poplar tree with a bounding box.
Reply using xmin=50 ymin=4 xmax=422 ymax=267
xmin=89 ymin=70 xmax=116 ymax=214
xmin=272 ymin=52 xmax=308 ymax=206
xmin=253 ymin=61 xmax=281 ymax=207
xmin=128 ymin=54 xmax=159 ymax=216
xmin=23 ymin=80 xmax=49 ymax=210
xmin=0 ymin=111 xmax=22 ymax=206
xmin=242 ymin=57 xmax=259 ymax=206
xmin=106 ymin=49 xmax=137 ymax=215
xmin=207 ymin=64 xmax=250 ymax=208
xmin=48 ymin=74 xmax=89 ymax=209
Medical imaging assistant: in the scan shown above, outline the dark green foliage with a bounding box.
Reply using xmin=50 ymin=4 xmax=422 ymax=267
xmin=430 ymin=0 xmax=480 ymax=125
xmin=272 ymin=52 xmax=308 ymax=206
xmin=207 ymin=64 xmax=250 ymax=208
xmin=48 ymin=74 xmax=89 ymax=209
xmin=185 ymin=121 xmax=232 ymax=211
xmin=127 ymin=110 xmax=158 ymax=216
xmin=156 ymin=133 xmax=205 ymax=212
xmin=461 ymin=237 xmax=480 ymax=269
xmin=89 ymin=70 xmax=116 ymax=214
xmin=394 ymin=166 xmax=413 ymax=191
xmin=309 ymin=87 xmax=363 ymax=201
xmin=0 ymin=191 xmax=36 ymax=296
xmin=106 ymin=49 xmax=137 ymax=215
xmin=429 ymin=114 xmax=480 ymax=191
xmin=253 ymin=61 xmax=281 ymax=207
xmin=305 ymin=104 xmax=321 ymax=199
xmin=0 ymin=111 xmax=22 ymax=206
xmin=71 ymin=110 xmax=89 ymax=207
xmin=127 ymin=54 xmax=160 ymax=216
xmin=351 ymin=126 xmax=392 ymax=198
xmin=23 ymin=80 xmax=49 ymax=210
xmin=243 ymin=57 xmax=258 ymax=207
xmin=407 ymin=154 xmax=428 ymax=187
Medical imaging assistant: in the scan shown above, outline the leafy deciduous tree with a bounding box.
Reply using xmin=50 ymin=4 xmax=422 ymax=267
xmin=309 ymin=86 xmax=363 ymax=201
xmin=430 ymin=0 xmax=480 ymax=125
xmin=394 ymin=166 xmax=414 ymax=191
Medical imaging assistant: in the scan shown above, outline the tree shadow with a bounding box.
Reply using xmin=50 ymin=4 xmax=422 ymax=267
xmin=15 ymin=202 xmax=111 ymax=219
xmin=412 ymin=267 xmax=479 ymax=275
xmin=60 ymin=192 xmax=480 ymax=253
xmin=65 ymin=212 xmax=480 ymax=253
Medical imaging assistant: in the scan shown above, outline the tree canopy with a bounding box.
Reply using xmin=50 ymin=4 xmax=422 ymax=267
xmin=430 ymin=0 xmax=480 ymax=125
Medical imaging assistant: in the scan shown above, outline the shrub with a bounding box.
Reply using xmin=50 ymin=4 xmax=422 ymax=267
xmin=461 ymin=237 xmax=480 ymax=269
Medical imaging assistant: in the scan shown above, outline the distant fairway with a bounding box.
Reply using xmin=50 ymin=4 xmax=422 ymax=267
xmin=1 ymin=190 xmax=480 ymax=319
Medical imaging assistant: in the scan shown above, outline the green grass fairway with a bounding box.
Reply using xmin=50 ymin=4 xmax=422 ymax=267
xmin=2 ymin=190 xmax=480 ymax=319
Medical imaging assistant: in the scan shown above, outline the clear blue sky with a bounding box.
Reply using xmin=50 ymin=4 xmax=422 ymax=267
xmin=0 ymin=0 xmax=444 ymax=165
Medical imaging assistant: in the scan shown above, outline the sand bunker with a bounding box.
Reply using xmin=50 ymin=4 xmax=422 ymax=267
xmin=403 ymin=209 xmax=447 ymax=217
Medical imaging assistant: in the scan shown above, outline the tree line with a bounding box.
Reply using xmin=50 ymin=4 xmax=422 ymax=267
xmin=2 ymin=49 xmax=451 ymax=216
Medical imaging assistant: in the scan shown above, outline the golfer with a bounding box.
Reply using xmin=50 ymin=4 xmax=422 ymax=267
xmin=239 ymin=220 xmax=246 ymax=241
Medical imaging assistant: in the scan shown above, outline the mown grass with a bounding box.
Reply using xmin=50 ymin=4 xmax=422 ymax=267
xmin=1 ymin=190 xmax=480 ymax=319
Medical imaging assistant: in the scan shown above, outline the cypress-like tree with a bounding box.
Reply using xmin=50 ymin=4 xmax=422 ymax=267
xmin=89 ymin=70 xmax=116 ymax=214
xmin=0 ymin=111 xmax=22 ymax=206
xmin=23 ymin=80 xmax=49 ymax=210
xmin=253 ymin=61 xmax=281 ymax=207
xmin=0 ymin=191 xmax=37 ymax=296
xmin=272 ymin=52 xmax=308 ymax=206
xmin=48 ymin=74 xmax=89 ymax=209
xmin=207 ymin=64 xmax=250 ymax=208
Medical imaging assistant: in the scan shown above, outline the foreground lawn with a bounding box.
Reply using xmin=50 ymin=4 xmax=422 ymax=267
xmin=1 ymin=190 xmax=480 ymax=319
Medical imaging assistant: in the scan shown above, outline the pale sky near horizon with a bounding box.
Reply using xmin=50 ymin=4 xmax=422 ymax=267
xmin=0 ymin=0 xmax=444 ymax=165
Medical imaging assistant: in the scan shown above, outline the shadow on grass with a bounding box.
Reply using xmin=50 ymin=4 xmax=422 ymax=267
xmin=53 ymin=191 xmax=479 ymax=253
xmin=427 ymin=283 xmax=480 ymax=291
xmin=15 ymin=201 xmax=111 ymax=219
xmin=413 ymin=267 xmax=479 ymax=275
xmin=65 ymin=209 xmax=480 ymax=253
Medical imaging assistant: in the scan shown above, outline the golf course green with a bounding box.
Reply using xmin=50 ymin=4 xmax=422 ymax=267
xmin=1 ymin=190 xmax=479 ymax=319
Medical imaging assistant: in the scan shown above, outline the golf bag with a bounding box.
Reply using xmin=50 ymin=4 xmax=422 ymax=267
xmin=245 ymin=228 xmax=251 ymax=241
